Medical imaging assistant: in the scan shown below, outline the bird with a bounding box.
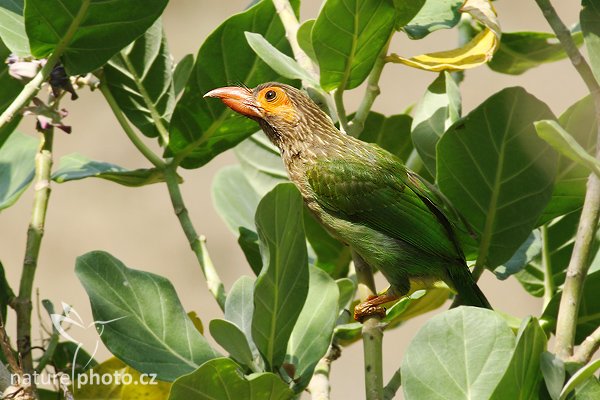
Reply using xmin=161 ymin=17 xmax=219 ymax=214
xmin=204 ymin=82 xmax=491 ymax=321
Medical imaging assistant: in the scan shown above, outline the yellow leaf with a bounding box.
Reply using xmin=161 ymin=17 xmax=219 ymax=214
xmin=389 ymin=0 xmax=501 ymax=71
xmin=72 ymin=357 xmax=171 ymax=400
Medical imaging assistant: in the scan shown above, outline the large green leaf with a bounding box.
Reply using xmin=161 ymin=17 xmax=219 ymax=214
xmin=355 ymin=111 xmax=413 ymax=162
xmin=173 ymin=54 xmax=194 ymax=98
xmin=103 ymin=18 xmax=175 ymax=142
xmin=541 ymin=352 xmax=565 ymax=400
xmin=168 ymin=358 xmax=293 ymax=400
xmin=403 ymin=0 xmax=463 ymax=40
xmin=0 ymin=40 xmax=23 ymax=147
xmin=411 ymin=71 xmax=461 ymax=176
xmin=297 ymin=19 xmax=316 ymax=62
xmin=540 ymin=96 xmax=596 ymax=224
xmin=437 ymin=87 xmax=557 ymax=267
xmin=0 ymin=0 xmax=29 ymax=56
xmin=490 ymin=317 xmax=547 ymax=400
xmin=75 ymin=251 xmax=218 ymax=381
xmin=402 ymin=307 xmax=515 ymax=400
xmin=167 ymin=0 xmax=298 ymax=169
xmin=0 ymin=132 xmax=36 ymax=211
xmin=252 ymin=184 xmax=309 ymax=370
xmin=542 ymin=270 xmax=600 ymax=343
xmin=312 ymin=0 xmax=396 ymax=91
xmin=582 ymin=0 xmax=600 ymax=82
xmin=489 ymin=31 xmax=583 ymax=75
xmin=285 ymin=267 xmax=339 ymax=392
xmin=52 ymin=153 xmax=169 ymax=187
xmin=24 ymin=0 xmax=168 ymax=75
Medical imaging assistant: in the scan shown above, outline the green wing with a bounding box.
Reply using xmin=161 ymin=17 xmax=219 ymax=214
xmin=306 ymin=154 xmax=463 ymax=261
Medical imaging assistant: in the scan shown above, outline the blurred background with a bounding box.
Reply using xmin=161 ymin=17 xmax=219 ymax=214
xmin=0 ymin=0 xmax=584 ymax=398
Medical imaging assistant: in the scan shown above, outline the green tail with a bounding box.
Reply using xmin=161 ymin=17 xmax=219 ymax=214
xmin=448 ymin=264 xmax=492 ymax=309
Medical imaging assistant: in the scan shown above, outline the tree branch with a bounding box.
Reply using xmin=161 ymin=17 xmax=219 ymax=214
xmin=308 ymin=344 xmax=340 ymax=400
xmin=534 ymin=0 xmax=600 ymax=360
xmin=164 ymin=166 xmax=226 ymax=310
xmin=13 ymin=128 xmax=54 ymax=380
xmin=572 ymin=325 xmax=600 ymax=364
xmin=353 ymin=252 xmax=384 ymax=400
xmin=348 ymin=36 xmax=392 ymax=137
xmin=541 ymin=224 xmax=555 ymax=308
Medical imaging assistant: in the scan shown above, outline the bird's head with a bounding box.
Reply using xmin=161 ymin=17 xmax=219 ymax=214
xmin=204 ymin=82 xmax=335 ymax=146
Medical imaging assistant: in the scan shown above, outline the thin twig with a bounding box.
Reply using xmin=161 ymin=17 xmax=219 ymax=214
xmin=308 ymin=344 xmax=341 ymax=400
xmin=534 ymin=0 xmax=600 ymax=360
xmin=98 ymin=80 xmax=165 ymax=169
xmin=348 ymin=36 xmax=392 ymax=137
xmin=272 ymin=0 xmax=318 ymax=79
xmin=541 ymin=225 xmax=555 ymax=308
xmin=164 ymin=166 xmax=226 ymax=310
xmin=353 ymin=252 xmax=384 ymax=400
xmin=334 ymin=89 xmax=349 ymax=133
xmin=572 ymin=325 xmax=600 ymax=364
xmin=383 ymin=369 xmax=401 ymax=400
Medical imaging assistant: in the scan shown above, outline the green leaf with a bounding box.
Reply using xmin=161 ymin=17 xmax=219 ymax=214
xmin=297 ymin=19 xmax=316 ymax=62
xmin=402 ymin=307 xmax=515 ymax=400
xmin=495 ymin=230 xmax=541 ymax=280
xmin=245 ymin=31 xmax=317 ymax=85
xmin=75 ymin=251 xmax=218 ymax=381
xmin=540 ymin=96 xmax=597 ymax=224
xmin=0 ymin=40 xmax=24 ymax=148
xmin=560 ymin=359 xmax=600 ymax=400
xmin=238 ymin=228 xmax=263 ymax=275
xmin=437 ymin=87 xmax=557 ymax=267
xmin=173 ymin=54 xmax=194 ymax=98
xmin=51 ymin=153 xmax=168 ymax=187
xmin=535 ymin=120 xmax=600 ymax=177
xmin=312 ymin=0 xmax=396 ymax=91
xmin=25 ymin=0 xmax=168 ymax=75
xmin=403 ymin=0 xmax=463 ymax=40
xmin=490 ymin=317 xmax=547 ymax=400
xmin=574 ymin=375 xmax=600 ymax=400
xmin=336 ymin=278 xmax=356 ymax=310
xmin=355 ymin=111 xmax=414 ymax=162
xmin=582 ymin=0 xmax=600 ymax=83
xmin=0 ymin=0 xmax=30 ymax=56
xmin=209 ymin=319 xmax=257 ymax=371
xmin=168 ymin=358 xmax=293 ymax=400
xmin=286 ymin=267 xmax=339 ymax=391
xmin=393 ymin=0 xmax=426 ymax=30
xmin=225 ymin=276 xmax=259 ymax=359
xmin=103 ymin=19 xmax=175 ymax=142
xmin=167 ymin=0 xmax=298 ymax=169
xmin=252 ymin=184 xmax=309 ymax=370
xmin=411 ymin=71 xmax=461 ymax=176
xmin=541 ymin=351 xmax=565 ymax=400
xmin=0 ymin=132 xmax=36 ymax=211
xmin=489 ymin=31 xmax=583 ymax=75
xmin=212 ymin=165 xmax=261 ymax=234
xmin=235 ymin=133 xmax=287 ymax=196
xmin=543 ymin=270 xmax=600 ymax=343
xmin=516 ymin=211 xmax=588 ymax=297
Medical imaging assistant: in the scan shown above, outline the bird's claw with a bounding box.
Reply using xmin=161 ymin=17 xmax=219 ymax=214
xmin=354 ymin=300 xmax=386 ymax=323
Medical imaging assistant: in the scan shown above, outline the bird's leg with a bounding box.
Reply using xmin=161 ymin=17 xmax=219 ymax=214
xmin=353 ymin=291 xmax=400 ymax=322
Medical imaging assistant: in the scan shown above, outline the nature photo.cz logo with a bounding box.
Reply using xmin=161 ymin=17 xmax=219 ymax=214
xmin=11 ymin=302 xmax=158 ymax=391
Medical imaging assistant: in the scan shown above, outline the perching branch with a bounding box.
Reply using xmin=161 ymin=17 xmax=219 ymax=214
xmin=534 ymin=0 xmax=600 ymax=360
xmin=353 ymin=252 xmax=384 ymax=400
xmin=12 ymin=127 xmax=54 ymax=379
xmin=164 ymin=166 xmax=226 ymax=310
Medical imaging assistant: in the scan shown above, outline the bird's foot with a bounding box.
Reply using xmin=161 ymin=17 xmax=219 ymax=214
xmin=354 ymin=293 xmax=399 ymax=322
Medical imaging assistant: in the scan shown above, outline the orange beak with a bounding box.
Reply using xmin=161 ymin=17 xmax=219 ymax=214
xmin=203 ymin=86 xmax=263 ymax=119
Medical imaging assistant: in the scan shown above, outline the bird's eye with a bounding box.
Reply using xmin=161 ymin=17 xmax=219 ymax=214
xmin=265 ymin=90 xmax=277 ymax=102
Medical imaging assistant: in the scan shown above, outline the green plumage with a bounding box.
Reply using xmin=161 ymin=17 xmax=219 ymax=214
xmin=207 ymin=82 xmax=491 ymax=310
